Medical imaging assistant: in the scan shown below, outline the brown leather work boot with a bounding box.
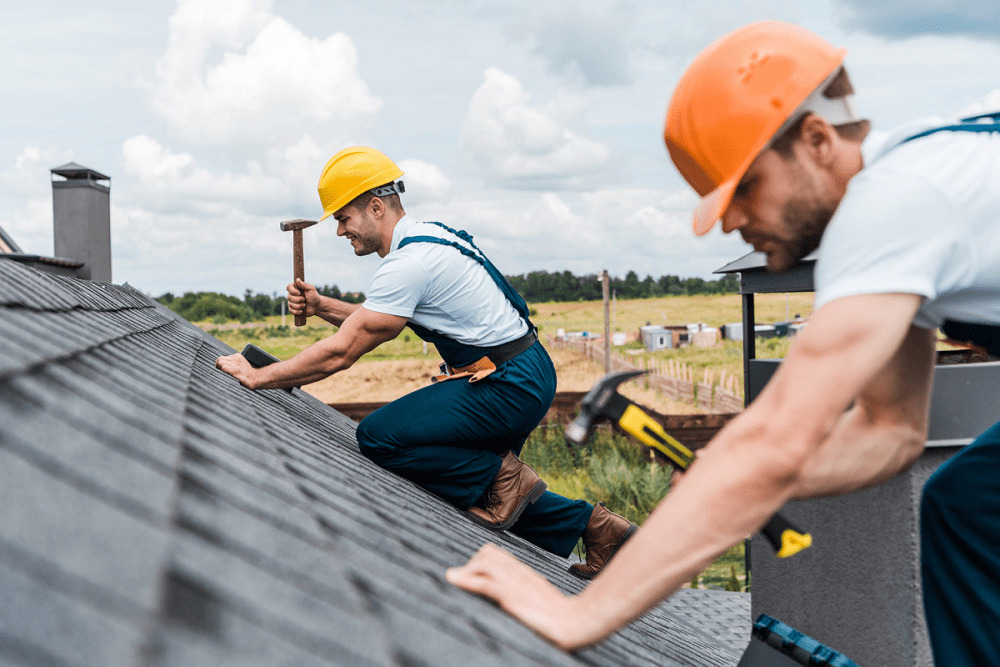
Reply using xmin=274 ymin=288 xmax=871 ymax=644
xmin=467 ymin=451 xmax=547 ymax=531
xmin=569 ymin=503 xmax=638 ymax=579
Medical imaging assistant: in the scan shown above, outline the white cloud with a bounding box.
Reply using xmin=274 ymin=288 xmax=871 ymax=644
xmin=109 ymin=196 xmax=383 ymax=300
xmin=413 ymin=185 xmax=745 ymax=283
xmin=397 ymin=159 xmax=451 ymax=205
xmin=462 ymin=68 xmax=611 ymax=189
xmin=0 ymin=146 xmax=74 ymax=255
xmin=957 ymin=89 xmax=1000 ymax=118
xmin=834 ymin=0 xmax=1000 ymax=41
xmin=521 ymin=0 xmax=634 ymax=86
xmin=151 ymin=0 xmax=380 ymax=150
xmin=121 ymin=134 xmax=293 ymax=214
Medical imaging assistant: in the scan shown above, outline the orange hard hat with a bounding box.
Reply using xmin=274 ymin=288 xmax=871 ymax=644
xmin=664 ymin=21 xmax=846 ymax=235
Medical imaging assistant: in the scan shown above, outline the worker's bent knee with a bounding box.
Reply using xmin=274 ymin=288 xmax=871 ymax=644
xmin=356 ymin=417 xmax=394 ymax=464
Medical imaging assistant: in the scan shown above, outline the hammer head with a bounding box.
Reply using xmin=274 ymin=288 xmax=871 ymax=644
xmin=564 ymin=369 xmax=647 ymax=446
xmin=280 ymin=218 xmax=318 ymax=232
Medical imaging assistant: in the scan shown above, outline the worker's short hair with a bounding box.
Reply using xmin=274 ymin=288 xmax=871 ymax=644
xmin=770 ymin=68 xmax=870 ymax=156
xmin=346 ymin=189 xmax=402 ymax=214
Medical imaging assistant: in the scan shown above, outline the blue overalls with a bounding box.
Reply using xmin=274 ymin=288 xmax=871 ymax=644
xmin=355 ymin=222 xmax=593 ymax=557
xmin=899 ymin=115 xmax=1000 ymax=665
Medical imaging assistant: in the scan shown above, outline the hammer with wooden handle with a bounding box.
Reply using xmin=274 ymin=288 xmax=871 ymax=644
xmin=279 ymin=219 xmax=318 ymax=326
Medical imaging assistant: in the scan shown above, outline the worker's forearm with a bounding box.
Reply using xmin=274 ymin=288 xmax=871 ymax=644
xmin=791 ymin=324 xmax=934 ymax=497
xmin=568 ymin=423 xmax=801 ymax=648
xmin=315 ymin=297 xmax=361 ymax=326
xmin=253 ymin=336 xmax=356 ymax=389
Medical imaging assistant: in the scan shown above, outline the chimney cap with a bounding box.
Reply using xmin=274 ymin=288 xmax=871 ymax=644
xmin=51 ymin=162 xmax=110 ymax=182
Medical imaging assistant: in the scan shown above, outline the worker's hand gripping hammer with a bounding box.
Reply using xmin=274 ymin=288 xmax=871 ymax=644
xmin=280 ymin=219 xmax=318 ymax=327
xmin=565 ymin=370 xmax=813 ymax=559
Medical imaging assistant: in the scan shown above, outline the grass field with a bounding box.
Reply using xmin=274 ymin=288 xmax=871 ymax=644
xmin=205 ymin=291 xmax=807 ymax=405
xmin=532 ymin=291 xmax=814 ymax=335
xmin=206 ymin=291 xmax=813 ymax=351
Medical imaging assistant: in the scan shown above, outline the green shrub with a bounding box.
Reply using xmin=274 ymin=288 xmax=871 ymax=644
xmin=585 ymin=449 xmax=670 ymax=526
xmin=521 ymin=425 xmax=584 ymax=478
xmin=159 ymin=291 xmax=254 ymax=323
xmin=521 ymin=426 xmax=669 ymax=527
xmin=725 ymin=565 xmax=741 ymax=591
xmin=521 ymin=423 xmax=747 ymax=589
xmin=268 ymin=326 xmax=292 ymax=338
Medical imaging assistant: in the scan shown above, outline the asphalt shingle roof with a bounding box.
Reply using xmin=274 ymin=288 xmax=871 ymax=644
xmin=0 ymin=257 xmax=749 ymax=666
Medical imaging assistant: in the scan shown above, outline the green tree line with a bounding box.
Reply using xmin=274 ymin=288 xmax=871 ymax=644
xmin=156 ymin=270 xmax=736 ymax=323
xmin=505 ymin=270 xmax=738 ymax=302
xmin=156 ymin=285 xmax=365 ymax=323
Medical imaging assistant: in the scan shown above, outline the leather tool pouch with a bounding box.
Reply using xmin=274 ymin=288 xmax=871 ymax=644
xmin=432 ymin=357 xmax=497 ymax=383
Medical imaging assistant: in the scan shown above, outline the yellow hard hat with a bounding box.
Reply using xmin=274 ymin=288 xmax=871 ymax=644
xmin=664 ymin=21 xmax=846 ymax=235
xmin=317 ymin=146 xmax=405 ymax=221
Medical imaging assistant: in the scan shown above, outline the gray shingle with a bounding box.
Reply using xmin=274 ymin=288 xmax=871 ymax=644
xmin=0 ymin=560 xmax=145 ymax=667
xmin=0 ymin=257 xmax=749 ymax=666
xmin=0 ymin=449 xmax=171 ymax=608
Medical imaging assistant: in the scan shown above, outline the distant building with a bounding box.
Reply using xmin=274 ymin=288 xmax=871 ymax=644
xmin=690 ymin=325 xmax=720 ymax=348
xmin=722 ymin=322 xmax=800 ymax=341
xmin=556 ymin=328 xmax=596 ymax=341
xmin=640 ymin=325 xmax=672 ymax=351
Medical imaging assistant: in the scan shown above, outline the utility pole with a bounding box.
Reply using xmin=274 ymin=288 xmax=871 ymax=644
xmin=601 ymin=269 xmax=611 ymax=373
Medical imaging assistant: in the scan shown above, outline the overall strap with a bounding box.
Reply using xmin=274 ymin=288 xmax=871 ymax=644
xmin=398 ymin=221 xmax=535 ymax=331
xmin=898 ymin=112 xmax=1000 ymax=146
xmin=895 ymin=115 xmax=1000 ymax=357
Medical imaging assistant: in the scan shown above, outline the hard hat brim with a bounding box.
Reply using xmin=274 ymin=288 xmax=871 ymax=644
xmin=692 ymin=178 xmax=739 ymax=236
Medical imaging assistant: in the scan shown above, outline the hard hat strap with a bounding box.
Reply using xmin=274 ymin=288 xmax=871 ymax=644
xmin=370 ymin=180 xmax=405 ymax=198
xmin=767 ymin=67 xmax=862 ymax=150
xmin=796 ymin=87 xmax=858 ymax=126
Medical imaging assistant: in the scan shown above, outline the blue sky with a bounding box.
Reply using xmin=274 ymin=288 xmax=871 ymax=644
xmin=2 ymin=0 xmax=999 ymax=297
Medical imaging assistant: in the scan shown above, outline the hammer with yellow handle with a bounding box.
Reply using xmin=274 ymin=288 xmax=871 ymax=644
xmin=565 ymin=369 xmax=812 ymax=558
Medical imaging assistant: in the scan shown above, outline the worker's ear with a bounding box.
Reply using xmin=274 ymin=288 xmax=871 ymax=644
xmin=800 ymin=114 xmax=837 ymax=167
xmin=369 ymin=195 xmax=384 ymax=219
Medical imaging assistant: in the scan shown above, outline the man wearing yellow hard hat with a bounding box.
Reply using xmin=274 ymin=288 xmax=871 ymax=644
xmin=448 ymin=21 xmax=1000 ymax=664
xmin=217 ymin=146 xmax=636 ymax=578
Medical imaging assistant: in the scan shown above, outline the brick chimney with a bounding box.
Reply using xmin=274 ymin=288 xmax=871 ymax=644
xmin=51 ymin=162 xmax=111 ymax=282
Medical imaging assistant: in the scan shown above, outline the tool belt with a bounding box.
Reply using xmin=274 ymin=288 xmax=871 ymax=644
xmin=432 ymin=330 xmax=538 ymax=383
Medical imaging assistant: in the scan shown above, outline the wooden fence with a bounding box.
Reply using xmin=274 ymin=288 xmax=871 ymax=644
xmin=328 ymin=392 xmax=738 ymax=452
xmin=547 ymin=336 xmax=743 ymax=414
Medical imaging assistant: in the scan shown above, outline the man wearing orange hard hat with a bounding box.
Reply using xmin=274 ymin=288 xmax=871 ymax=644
xmin=448 ymin=21 xmax=1000 ymax=664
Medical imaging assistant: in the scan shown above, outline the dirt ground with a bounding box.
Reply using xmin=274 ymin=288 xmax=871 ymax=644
xmin=303 ymin=344 xmax=701 ymax=414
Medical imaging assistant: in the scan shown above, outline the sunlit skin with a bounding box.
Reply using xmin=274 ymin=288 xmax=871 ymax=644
xmin=215 ymin=194 xmax=406 ymax=390
xmin=335 ymin=200 xmax=389 ymax=258
xmin=721 ymin=114 xmax=862 ymax=272
xmin=448 ymin=115 xmax=934 ymax=651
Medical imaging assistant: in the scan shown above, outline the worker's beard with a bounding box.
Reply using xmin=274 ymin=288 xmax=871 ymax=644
xmin=348 ymin=210 xmax=382 ymax=257
xmin=764 ymin=185 xmax=838 ymax=273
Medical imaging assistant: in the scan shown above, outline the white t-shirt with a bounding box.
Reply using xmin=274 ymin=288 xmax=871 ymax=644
xmin=363 ymin=216 xmax=529 ymax=346
xmin=815 ymin=117 xmax=1000 ymax=330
